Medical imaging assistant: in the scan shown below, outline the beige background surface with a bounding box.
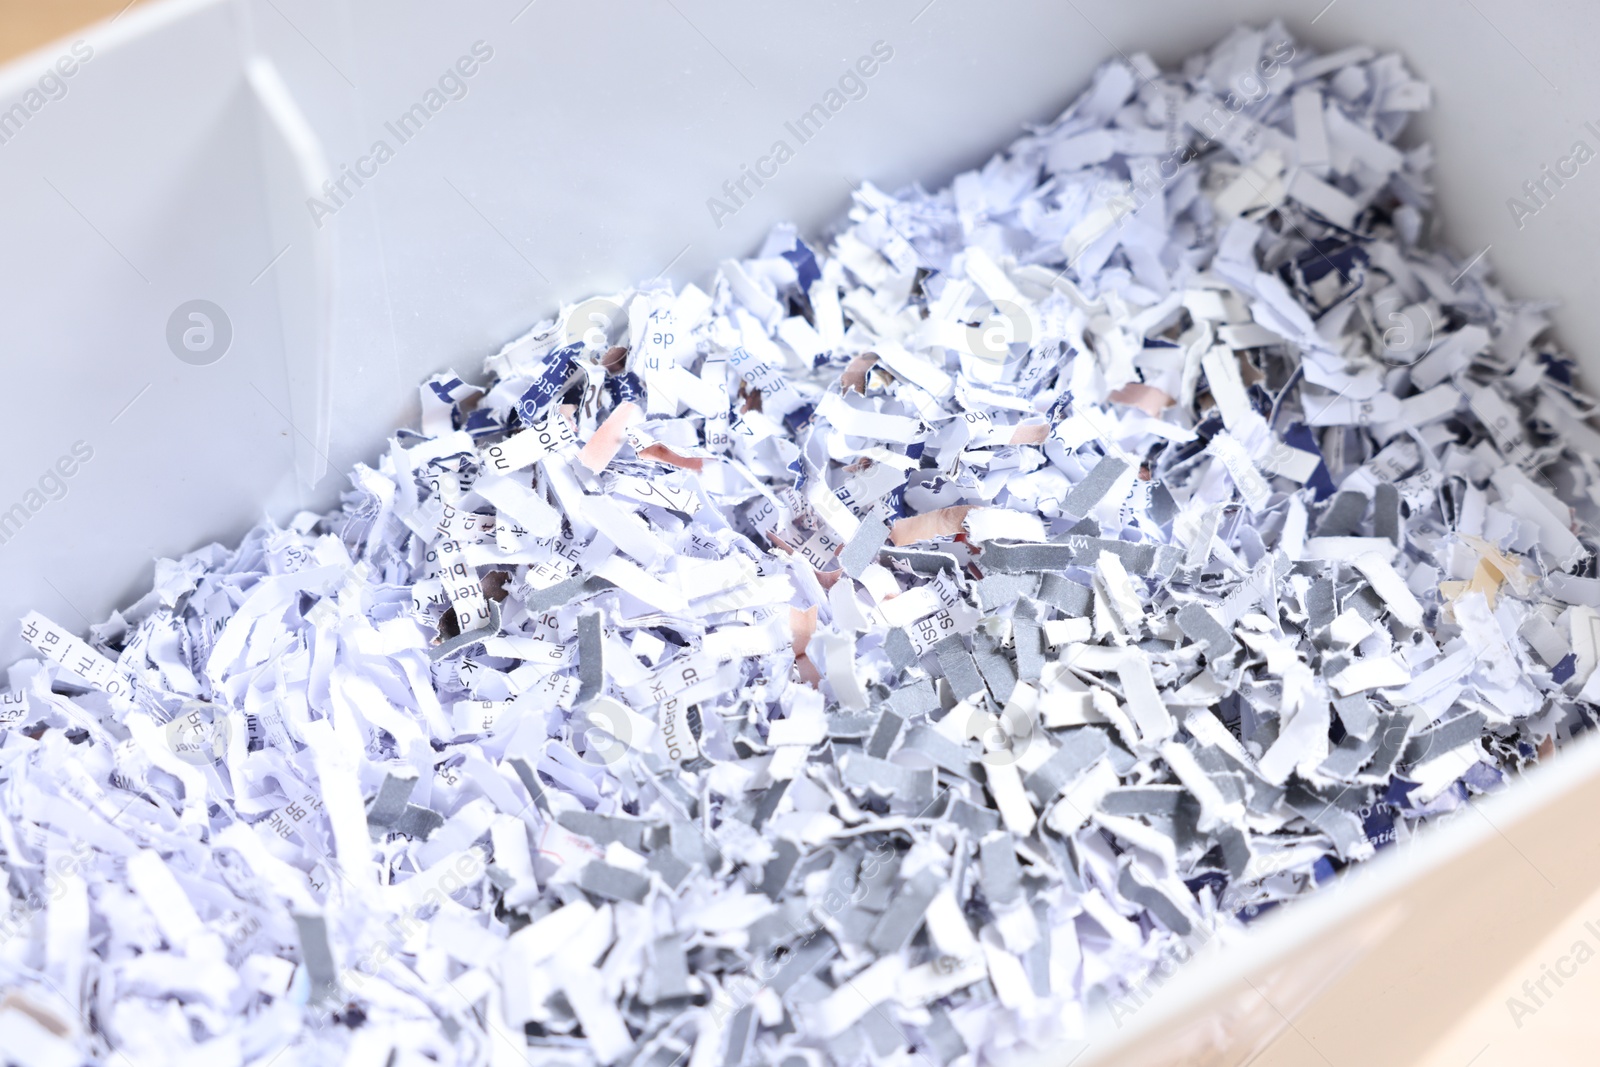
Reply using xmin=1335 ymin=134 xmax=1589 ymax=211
xmin=1416 ymin=895 xmax=1600 ymax=1067
xmin=0 ymin=0 xmax=142 ymax=61
xmin=5 ymin=3 xmax=1600 ymax=1066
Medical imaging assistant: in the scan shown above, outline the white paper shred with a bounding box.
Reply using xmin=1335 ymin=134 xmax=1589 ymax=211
xmin=3 ymin=22 xmax=1599 ymax=1067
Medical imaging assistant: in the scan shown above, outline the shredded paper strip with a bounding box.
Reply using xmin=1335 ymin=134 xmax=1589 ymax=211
xmin=3 ymin=22 xmax=1598 ymax=1067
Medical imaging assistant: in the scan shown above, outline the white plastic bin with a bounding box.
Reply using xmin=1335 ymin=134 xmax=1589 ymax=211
xmin=4 ymin=1 xmax=1600 ymax=1063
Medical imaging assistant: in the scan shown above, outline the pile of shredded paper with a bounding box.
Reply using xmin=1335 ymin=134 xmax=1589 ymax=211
xmin=7 ymin=21 xmax=1600 ymax=1067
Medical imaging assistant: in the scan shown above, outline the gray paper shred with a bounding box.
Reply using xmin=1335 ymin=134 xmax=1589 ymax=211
xmin=934 ymin=635 xmax=986 ymax=701
xmin=651 ymin=770 xmax=699 ymax=816
xmin=391 ymin=805 xmax=445 ymax=840
xmin=862 ymin=1011 xmax=904 ymax=1055
xmin=1013 ymin=618 xmax=1046 ymax=681
xmin=975 ymin=572 xmax=1042 ymax=610
xmin=1316 ymin=491 xmax=1368 ymax=537
xmin=948 ymin=798 xmax=1001 ymax=838
xmin=979 ymin=541 xmax=1078 ymax=573
xmin=575 ymin=610 xmax=604 ymax=705
xmin=920 ymin=1006 xmax=968 ymax=1066
xmin=866 ymin=710 xmax=903 ymax=758
xmin=645 ymin=935 xmax=691 ymax=1003
xmin=1285 ymin=790 xmax=1369 ymax=861
xmin=1404 ymin=711 xmax=1488 ymax=763
xmin=520 ymin=573 xmax=587 ymax=614
xmin=559 ymin=810 xmax=647 ymax=850
xmin=840 ymin=514 xmax=891 ymax=578
xmin=1320 ymin=730 xmax=1381 ymax=779
xmin=1148 ymin=481 xmax=1179 ymax=527
xmin=722 ymin=1005 xmax=756 ymax=1067
xmin=971 ymin=631 xmax=1018 ymax=703
xmin=1024 ymin=728 xmax=1109 ymax=802
xmin=759 ymin=839 xmax=801 ymax=899
xmin=1349 ymin=586 xmax=1386 ymax=622
xmin=1062 ymin=455 xmax=1130 ymax=517
xmin=1332 ymin=692 xmax=1378 ymax=738
xmin=670 ymin=819 xmax=718 ymax=871
xmin=1116 ymin=867 xmax=1191 ymax=936
xmin=979 ymin=832 xmax=1023 ymax=905
xmin=1306 ymin=577 xmax=1336 ymax=633
xmin=1036 ymin=536 xmax=1174 ymax=578
xmin=750 ymin=780 xmax=790 ymax=830
xmin=884 ymin=627 xmax=918 ymax=673
xmin=1215 ymin=825 xmax=1252 ymax=880
xmin=1374 ymin=482 xmax=1402 ymax=546
xmin=365 ymin=771 xmax=418 ymax=832
xmin=901 ymin=725 xmax=976 ymax=775
xmin=1102 ymin=740 xmax=1141 ymax=778
xmin=826 ymin=711 xmax=877 ymax=740
xmin=840 ymin=753 xmax=935 ymax=808
xmin=293 ymin=914 xmax=341 ymax=1006
xmin=508 ymin=756 xmax=550 ymax=814
xmin=579 ymin=861 xmax=651 ymax=903
xmin=771 ymin=932 xmax=837 ymax=997
xmin=1175 ymin=602 xmax=1238 ymax=660
xmin=1064 ymin=516 xmax=1099 ymax=538
xmin=1025 ymin=900 xmax=1053 ymax=996
xmin=522 ymin=573 xmax=615 ymax=614
xmin=1037 ymin=573 xmax=1093 ymax=617
xmin=854 ymin=849 xmax=902 ymax=912
xmin=646 ymin=846 xmax=692 ymax=889
xmin=636 ymin=1046 xmax=682 ymax=1067
xmin=866 ymin=869 xmax=943 ymax=953
xmin=886 ymin=677 xmax=940 ymax=718
xmin=1210 ymin=771 xmax=1247 ymax=806
xmin=834 ymin=907 xmax=877 ymax=949
xmin=1100 ymin=786 xmax=1186 ymax=818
